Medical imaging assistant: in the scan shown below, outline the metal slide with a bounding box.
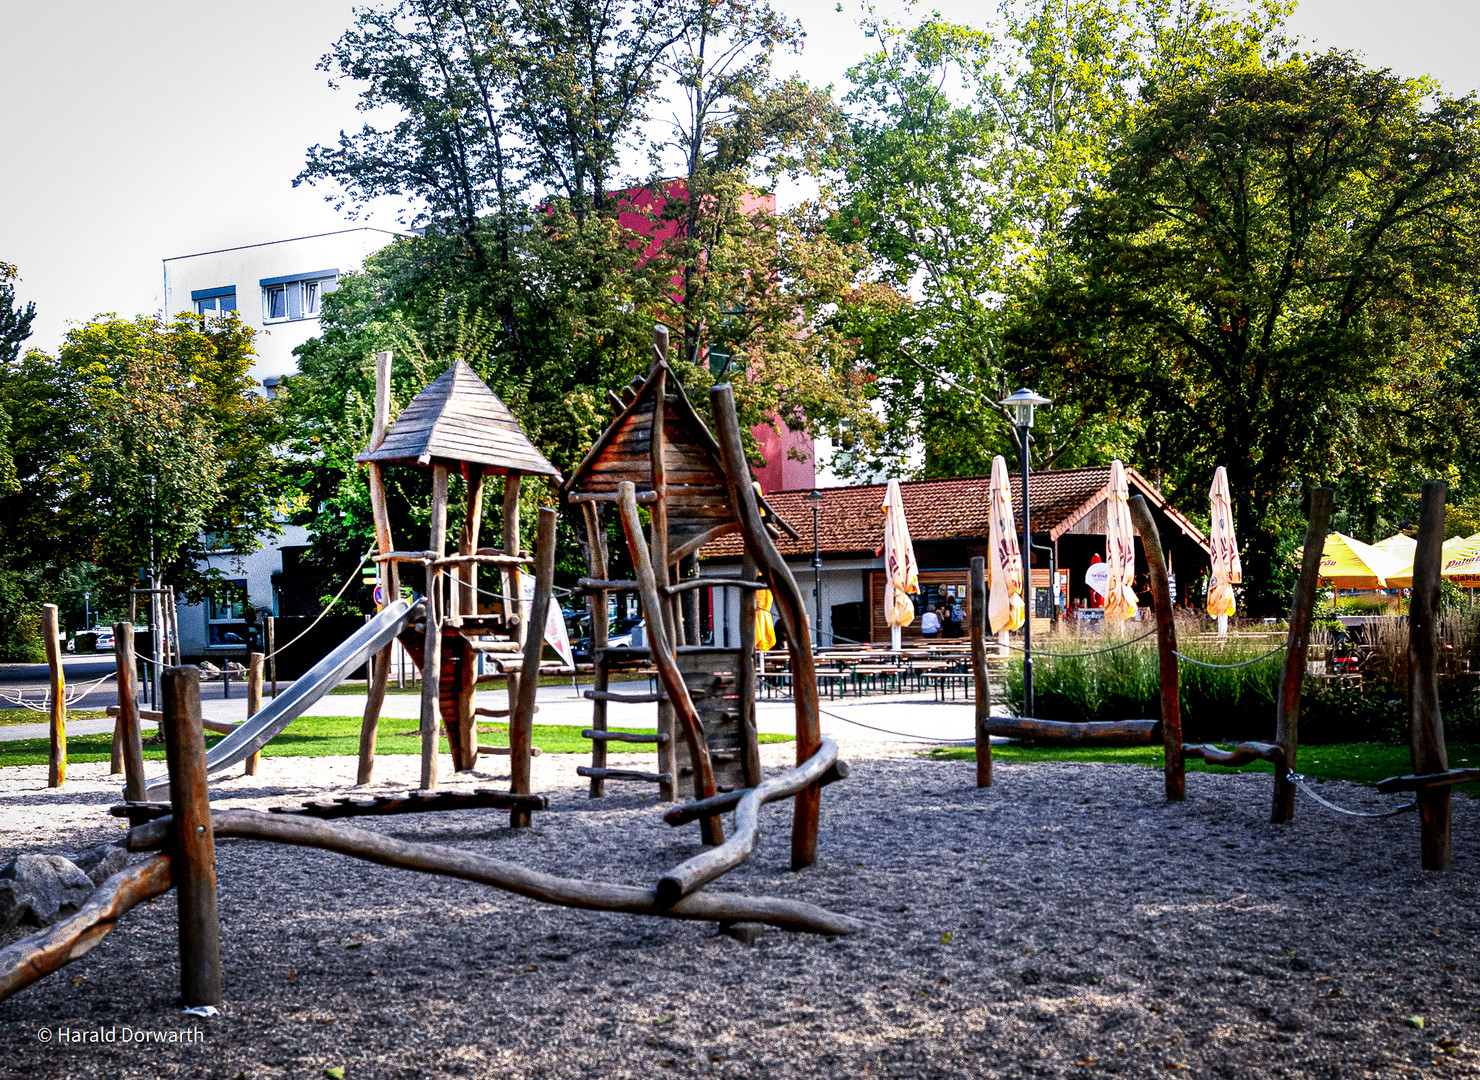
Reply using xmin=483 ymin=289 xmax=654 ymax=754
xmin=143 ymin=597 xmax=416 ymax=799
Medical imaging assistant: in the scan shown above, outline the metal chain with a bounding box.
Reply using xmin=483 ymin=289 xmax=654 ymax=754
xmin=1173 ymin=641 xmax=1288 ymax=669
xmin=1287 ymin=770 xmax=1417 ymax=818
xmin=995 ymin=628 xmax=1156 ymax=658
xmin=818 ymin=706 xmax=976 ymax=746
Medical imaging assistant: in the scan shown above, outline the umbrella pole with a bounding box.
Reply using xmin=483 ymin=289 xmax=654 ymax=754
xmin=1216 ymin=613 xmax=1227 ymax=638
xmin=890 ymin=625 xmax=901 ymax=651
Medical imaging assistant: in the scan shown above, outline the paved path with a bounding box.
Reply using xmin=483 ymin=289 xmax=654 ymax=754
xmin=2 ymin=680 xmax=1001 ymax=746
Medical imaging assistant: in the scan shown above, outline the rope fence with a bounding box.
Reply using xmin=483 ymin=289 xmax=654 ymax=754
xmin=1287 ymin=770 xmax=1417 ymax=818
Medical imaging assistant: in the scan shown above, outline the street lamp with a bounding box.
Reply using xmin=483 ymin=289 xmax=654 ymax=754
xmin=806 ymin=489 xmax=825 ymax=650
xmin=1000 ymin=387 xmax=1051 ymax=716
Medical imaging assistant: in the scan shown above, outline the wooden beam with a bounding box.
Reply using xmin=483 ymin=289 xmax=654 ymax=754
xmin=43 ymin=604 xmax=64 ymax=787
xmin=160 ymin=667 xmax=221 ymax=1008
xmin=1183 ymin=742 xmax=1284 ymax=768
xmin=128 ymin=808 xmax=862 ymax=936
xmin=113 ymin=622 xmax=146 ymax=802
xmin=982 ymin=717 xmax=1161 ymax=746
xmin=1272 ymin=487 xmax=1333 ymax=823
xmin=970 ymin=557 xmax=991 ymax=787
xmin=618 ymin=483 xmax=723 ymax=846
xmin=581 ymin=500 xmax=610 ymax=798
xmin=0 ymin=853 xmax=173 ymax=1004
xmin=1408 ymin=481 xmax=1452 ymax=869
xmin=1129 ymin=495 xmax=1183 ymax=802
xmin=657 ymin=739 xmax=841 ymax=905
xmin=710 ymin=384 xmax=822 ymax=871
xmin=456 ymin=463 xmax=486 ymax=772
xmin=245 ymin=652 xmax=264 ymax=776
xmin=420 ymin=463 xmax=449 ymax=791
xmin=510 ymin=507 xmax=557 ymax=828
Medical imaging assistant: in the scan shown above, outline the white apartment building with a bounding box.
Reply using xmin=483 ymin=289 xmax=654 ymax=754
xmin=162 ymin=226 xmax=411 ymax=385
xmin=162 ymin=227 xmax=410 ymax=656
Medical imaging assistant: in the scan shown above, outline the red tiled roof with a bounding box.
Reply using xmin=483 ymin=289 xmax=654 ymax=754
xmin=701 ymin=465 xmax=1208 ymax=560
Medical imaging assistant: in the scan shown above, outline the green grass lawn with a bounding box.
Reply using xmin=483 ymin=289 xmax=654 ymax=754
xmin=0 ymin=708 xmax=106 ymax=727
xmin=0 ymin=716 xmax=793 ymax=768
xmin=924 ymin=742 xmax=1480 ymax=797
xmin=323 ymin=672 xmax=648 ymax=696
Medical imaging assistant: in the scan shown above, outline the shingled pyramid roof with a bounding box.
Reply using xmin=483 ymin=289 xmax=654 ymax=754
xmin=357 ymin=360 xmax=560 ymax=478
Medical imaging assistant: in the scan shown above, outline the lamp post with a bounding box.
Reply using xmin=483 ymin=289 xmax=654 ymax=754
xmin=806 ymin=489 xmax=825 ymax=650
xmin=1000 ymin=388 xmax=1051 ymax=717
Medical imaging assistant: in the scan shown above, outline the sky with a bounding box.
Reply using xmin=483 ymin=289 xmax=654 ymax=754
xmin=3 ymin=0 xmax=1480 ymax=354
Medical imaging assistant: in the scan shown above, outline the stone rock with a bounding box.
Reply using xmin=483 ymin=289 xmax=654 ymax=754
xmin=0 ymin=855 xmax=96 ymax=932
xmin=60 ymin=843 xmax=130 ymax=887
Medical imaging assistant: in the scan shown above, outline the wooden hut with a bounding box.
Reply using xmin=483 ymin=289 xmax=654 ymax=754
xmin=356 ymin=355 xmax=560 ymax=811
xmin=563 ymin=328 xmax=799 ymax=808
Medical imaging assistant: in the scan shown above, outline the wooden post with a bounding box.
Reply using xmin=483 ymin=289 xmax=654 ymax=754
xmin=420 ymin=464 xmax=450 ymax=790
xmin=1272 ymin=487 xmax=1334 ymax=823
xmin=681 ymin=554 xmax=701 ymax=645
xmin=710 ymin=384 xmax=822 ymax=870
xmin=266 ymin=617 xmax=277 ymax=699
xmin=738 ymin=553 xmax=761 ymax=788
xmin=42 ymin=604 xmax=65 ymax=788
xmin=511 ymin=508 xmax=558 ymax=828
xmin=113 ymin=622 xmax=147 ymax=802
xmin=970 ymin=557 xmax=991 ymax=787
xmin=1129 ymin=495 xmax=1183 ymax=801
xmin=618 ymin=484 xmax=724 ymax=845
xmin=244 ymin=652 xmax=264 ymax=776
xmin=503 ymin=472 xmax=524 ymax=745
xmin=581 ymin=501 xmax=611 ymax=797
xmin=1409 ymin=481 xmax=1452 ymax=870
xmin=360 ymin=349 xmax=397 ymax=780
xmin=160 ymin=666 xmax=222 ymax=1008
xmin=456 ymin=464 xmax=486 ymax=771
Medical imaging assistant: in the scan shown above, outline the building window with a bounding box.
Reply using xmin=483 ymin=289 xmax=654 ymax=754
xmin=260 ymin=269 xmax=337 ymax=323
xmin=207 ymin=579 xmax=249 ymax=648
xmin=191 ymin=287 xmax=237 ymax=318
xmin=264 ymin=284 xmax=289 ymax=322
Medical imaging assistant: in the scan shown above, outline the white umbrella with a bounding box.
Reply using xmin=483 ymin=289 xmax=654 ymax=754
xmin=881 ymin=479 xmax=919 ymax=650
xmin=1103 ymin=460 xmax=1139 ymax=625
xmin=987 ymin=455 xmax=1026 ymax=636
xmin=1207 ymin=465 xmax=1242 ymax=634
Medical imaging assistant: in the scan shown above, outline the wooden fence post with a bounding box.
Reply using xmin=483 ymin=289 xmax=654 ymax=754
xmin=161 ymin=666 xmax=222 ymax=1008
xmin=510 ymin=507 xmax=558 ymax=829
xmin=1409 ymin=481 xmax=1452 ymax=870
xmin=1271 ymin=487 xmax=1334 ymax=823
xmin=970 ymin=557 xmax=991 ymax=787
xmin=245 ymin=653 xmax=264 ymax=776
xmin=113 ymin=623 xmax=147 ymax=802
xmin=42 ymin=605 xmax=65 ymax=788
xmin=1129 ymin=495 xmax=1183 ymax=802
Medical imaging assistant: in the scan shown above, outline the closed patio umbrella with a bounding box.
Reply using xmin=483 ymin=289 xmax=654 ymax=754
xmin=1207 ymin=466 xmax=1242 ymax=634
xmin=987 ymin=454 xmax=1026 ymax=637
xmin=881 ymin=479 xmax=919 ymax=650
xmin=1103 ymin=460 xmax=1139 ymax=625
xmin=754 ymin=588 xmax=777 ymax=652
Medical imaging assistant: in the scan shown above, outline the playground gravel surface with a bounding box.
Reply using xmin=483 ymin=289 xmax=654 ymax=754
xmin=0 ymin=743 xmax=1477 ymax=1079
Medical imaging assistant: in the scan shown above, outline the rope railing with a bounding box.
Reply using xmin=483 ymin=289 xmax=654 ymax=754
xmin=1286 ymin=769 xmax=1417 ymax=819
xmin=994 ymin=628 xmax=1157 ymax=658
xmin=1173 ymin=641 xmax=1288 ymax=669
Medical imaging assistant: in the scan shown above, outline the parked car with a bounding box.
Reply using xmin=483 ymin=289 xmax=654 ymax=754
xmin=570 ymin=617 xmax=644 ymax=662
xmin=93 ymin=629 xmax=115 ymax=652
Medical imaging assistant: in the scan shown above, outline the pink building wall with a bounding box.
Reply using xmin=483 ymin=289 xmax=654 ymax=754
xmin=615 ymin=182 xmax=813 ymax=494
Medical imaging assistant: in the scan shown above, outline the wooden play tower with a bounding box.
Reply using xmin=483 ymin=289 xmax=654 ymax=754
xmin=356 ymin=353 xmax=562 ymax=818
xmin=564 ymin=327 xmax=830 ymax=864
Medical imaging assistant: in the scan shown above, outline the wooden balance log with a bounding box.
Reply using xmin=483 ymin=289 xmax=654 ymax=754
xmin=981 ymin=717 xmax=1163 ymax=747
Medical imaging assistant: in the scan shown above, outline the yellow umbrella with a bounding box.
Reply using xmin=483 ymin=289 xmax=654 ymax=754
xmin=1386 ymin=534 xmax=1480 ymax=588
xmin=987 ymin=455 xmax=1025 ymax=634
xmin=1306 ymin=533 xmax=1408 ymax=588
xmin=1372 ymin=534 xmax=1417 ymax=560
xmin=881 ymin=479 xmax=919 ymax=648
xmin=753 ymin=588 xmax=777 ymax=652
xmin=1103 ymin=460 xmax=1139 ymax=624
xmin=1207 ymin=466 xmax=1242 ymax=619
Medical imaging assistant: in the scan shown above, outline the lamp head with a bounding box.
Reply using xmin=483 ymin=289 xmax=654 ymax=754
xmin=805 ymin=489 xmax=825 ymax=506
xmin=999 ymin=387 xmax=1051 ymax=429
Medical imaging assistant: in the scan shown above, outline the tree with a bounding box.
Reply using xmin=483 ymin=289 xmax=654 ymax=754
xmin=0 ymin=313 xmax=283 ymax=608
xmin=828 ymin=0 xmax=1292 ymax=479
xmin=1015 ymin=51 xmax=1480 ymax=609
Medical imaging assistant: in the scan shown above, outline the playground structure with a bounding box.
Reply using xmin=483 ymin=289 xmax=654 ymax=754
xmin=564 ymin=327 xmax=801 ymax=811
xmin=970 ymin=481 xmax=1473 ymax=869
xmin=0 ymin=344 xmax=854 ymax=1008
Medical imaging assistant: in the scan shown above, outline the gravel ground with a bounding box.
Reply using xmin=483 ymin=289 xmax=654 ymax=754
xmin=0 ymin=744 xmax=1478 ymax=1079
